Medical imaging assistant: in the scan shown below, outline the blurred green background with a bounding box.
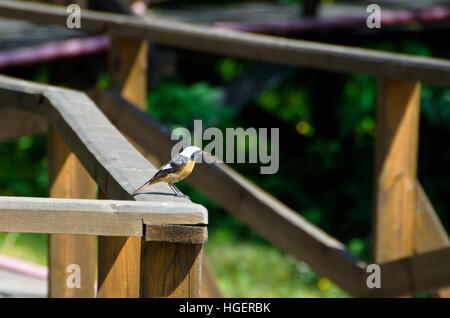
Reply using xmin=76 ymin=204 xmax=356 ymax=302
xmin=1 ymin=0 xmax=450 ymax=298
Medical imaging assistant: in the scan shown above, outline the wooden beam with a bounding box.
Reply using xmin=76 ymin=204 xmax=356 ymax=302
xmin=416 ymin=181 xmax=450 ymax=297
xmin=363 ymin=246 xmax=450 ymax=297
xmin=89 ymin=88 xmax=366 ymax=296
xmin=0 ymin=196 xmax=207 ymax=236
xmin=0 ymin=108 xmax=47 ymax=141
xmin=48 ymin=126 xmax=96 ymax=298
xmin=109 ymin=35 xmax=147 ymax=110
xmin=0 ymin=1 xmax=449 ymax=86
xmin=373 ymin=79 xmax=420 ymax=266
xmin=201 ymin=255 xmax=223 ymax=298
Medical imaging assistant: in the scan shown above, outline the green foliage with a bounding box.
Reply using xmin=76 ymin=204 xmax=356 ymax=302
xmin=0 ymin=135 xmax=47 ymax=197
xmin=0 ymin=134 xmax=48 ymax=265
xmin=147 ymin=80 xmax=236 ymax=129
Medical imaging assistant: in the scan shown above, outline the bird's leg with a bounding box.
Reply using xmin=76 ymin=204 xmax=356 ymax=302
xmin=169 ymin=183 xmax=189 ymax=199
xmin=168 ymin=183 xmax=179 ymax=196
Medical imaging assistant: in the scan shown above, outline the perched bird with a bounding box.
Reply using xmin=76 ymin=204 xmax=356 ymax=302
xmin=132 ymin=146 xmax=203 ymax=197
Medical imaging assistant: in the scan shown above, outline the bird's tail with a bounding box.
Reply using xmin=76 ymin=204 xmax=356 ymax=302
xmin=131 ymin=178 xmax=157 ymax=196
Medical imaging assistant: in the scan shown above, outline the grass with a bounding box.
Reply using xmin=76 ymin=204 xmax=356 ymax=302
xmin=206 ymin=227 xmax=348 ymax=298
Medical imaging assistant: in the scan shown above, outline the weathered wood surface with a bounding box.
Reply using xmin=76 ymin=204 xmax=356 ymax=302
xmin=0 ymin=196 xmax=207 ymax=236
xmin=146 ymin=225 xmax=208 ymax=244
xmin=0 ymin=1 xmax=449 ymax=86
xmin=373 ymin=79 xmax=420 ymax=264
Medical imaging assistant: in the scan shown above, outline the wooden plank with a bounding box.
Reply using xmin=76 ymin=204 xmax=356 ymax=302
xmin=0 ymin=196 xmax=207 ymax=236
xmin=364 ymin=246 xmax=450 ymax=297
xmin=0 ymin=1 xmax=449 ymax=86
xmin=89 ymin=88 xmax=366 ymax=296
xmin=145 ymin=225 xmax=207 ymax=244
xmin=373 ymin=79 xmax=420 ymax=266
xmin=109 ymin=35 xmax=147 ymax=110
xmin=415 ymin=181 xmax=450 ymax=297
xmin=140 ymin=242 xmax=203 ymax=297
xmin=0 ymin=108 xmax=47 ymax=141
xmin=48 ymin=126 xmax=96 ymax=298
xmin=416 ymin=182 xmax=450 ymax=252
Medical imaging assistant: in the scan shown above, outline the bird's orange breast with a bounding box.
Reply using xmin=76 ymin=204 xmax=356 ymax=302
xmin=155 ymin=160 xmax=195 ymax=184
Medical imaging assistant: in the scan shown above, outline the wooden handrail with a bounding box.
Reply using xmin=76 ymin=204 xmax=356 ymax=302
xmin=0 ymin=0 xmax=449 ymax=86
xmin=0 ymin=196 xmax=207 ymax=236
xmin=0 ymin=74 xmax=208 ymax=297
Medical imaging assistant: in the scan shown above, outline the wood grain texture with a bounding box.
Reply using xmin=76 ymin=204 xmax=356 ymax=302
xmin=415 ymin=182 xmax=450 ymax=297
xmin=96 ymin=189 xmax=141 ymax=298
xmin=98 ymin=235 xmax=141 ymax=298
xmin=0 ymin=196 xmax=207 ymax=236
xmin=145 ymin=225 xmax=207 ymax=244
xmin=0 ymin=1 xmax=449 ymax=86
xmin=109 ymin=35 xmax=147 ymax=110
xmin=373 ymin=79 xmax=420 ymax=264
xmin=140 ymin=242 xmax=203 ymax=297
xmin=48 ymin=126 xmax=96 ymax=298
xmin=0 ymin=108 xmax=47 ymax=141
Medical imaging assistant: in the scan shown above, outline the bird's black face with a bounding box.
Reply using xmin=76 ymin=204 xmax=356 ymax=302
xmin=191 ymin=150 xmax=202 ymax=161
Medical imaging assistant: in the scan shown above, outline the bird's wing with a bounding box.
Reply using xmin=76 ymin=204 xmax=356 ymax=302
xmin=151 ymin=155 xmax=189 ymax=180
xmin=131 ymin=155 xmax=189 ymax=195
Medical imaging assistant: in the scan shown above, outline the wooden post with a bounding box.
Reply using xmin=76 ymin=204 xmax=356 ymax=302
xmin=373 ymin=79 xmax=420 ymax=265
xmin=140 ymin=242 xmax=203 ymax=297
xmin=97 ymin=190 xmax=141 ymax=298
xmin=48 ymin=126 xmax=97 ymax=297
xmin=109 ymin=36 xmax=148 ymax=111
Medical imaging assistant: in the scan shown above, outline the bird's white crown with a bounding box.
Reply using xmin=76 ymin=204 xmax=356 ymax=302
xmin=180 ymin=146 xmax=202 ymax=158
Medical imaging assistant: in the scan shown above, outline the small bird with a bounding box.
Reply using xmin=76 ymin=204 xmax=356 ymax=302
xmin=132 ymin=146 xmax=203 ymax=197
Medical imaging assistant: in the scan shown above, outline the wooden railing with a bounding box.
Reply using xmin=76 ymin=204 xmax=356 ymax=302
xmin=0 ymin=0 xmax=450 ymax=297
xmin=0 ymin=74 xmax=207 ymax=297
